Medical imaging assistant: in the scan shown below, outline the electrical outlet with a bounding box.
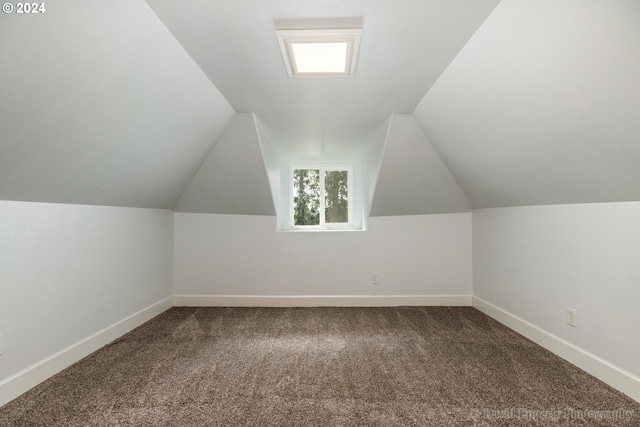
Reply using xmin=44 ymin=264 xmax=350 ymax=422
xmin=372 ymin=273 xmax=380 ymax=284
xmin=0 ymin=332 xmax=2 ymax=355
xmin=566 ymin=308 xmax=577 ymax=327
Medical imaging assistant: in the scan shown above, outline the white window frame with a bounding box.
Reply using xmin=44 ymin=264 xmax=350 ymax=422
xmin=289 ymin=165 xmax=353 ymax=230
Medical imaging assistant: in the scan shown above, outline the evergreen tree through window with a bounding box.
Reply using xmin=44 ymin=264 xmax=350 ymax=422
xmin=292 ymin=168 xmax=350 ymax=227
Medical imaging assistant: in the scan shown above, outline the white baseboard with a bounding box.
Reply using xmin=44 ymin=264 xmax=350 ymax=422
xmin=472 ymin=296 xmax=640 ymax=404
xmin=7 ymin=294 xmax=636 ymax=409
xmin=173 ymin=294 xmax=473 ymax=307
xmin=0 ymin=297 xmax=173 ymax=408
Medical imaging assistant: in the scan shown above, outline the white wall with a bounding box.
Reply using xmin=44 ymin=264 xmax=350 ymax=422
xmin=371 ymin=115 xmax=472 ymax=216
xmin=3 ymin=199 xmax=638 ymax=403
xmin=255 ymin=116 xmax=283 ymax=220
xmin=0 ymin=201 xmax=173 ymax=383
xmin=473 ymin=202 xmax=640 ymax=378
xmin=361 ymin=117 xmax=391 ymax=220
xmin=174 ymin=213 xmax=472 ymax=297
xmin=175 ymin=113 xmax=275 ymax=215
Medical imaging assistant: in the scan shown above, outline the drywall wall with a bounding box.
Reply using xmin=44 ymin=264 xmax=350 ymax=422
xmin=370 ymin=115 xmax=472 ymax=216
xmin=473 ymin=202 xmax=640 ymax=378
xmin=361 ymin=117 xmax=391 ymax=219
xmin=255 ymin=116 xmax=284 ymax=220
xmin=173 ymin=212 xmax=472 ymax=297
xmin=0 ymin=201 xmax=173 ymax=383
xmin=174 ymin=113 xmax=275 ymax=215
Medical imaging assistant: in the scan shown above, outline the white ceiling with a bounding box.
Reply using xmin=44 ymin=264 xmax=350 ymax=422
xmin=414 ymin=0 xmax=640 ymax=207
xmin=144 ymin=0 xmax=500 ymax=162
xmin=1 ymin=0 xmax=639 ymax=212
xmin=0 ymin=0 xmax=234 ymax=208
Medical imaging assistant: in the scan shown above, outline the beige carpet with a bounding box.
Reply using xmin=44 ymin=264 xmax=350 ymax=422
xmin=1 ymin=307 xmax=638 ymax=426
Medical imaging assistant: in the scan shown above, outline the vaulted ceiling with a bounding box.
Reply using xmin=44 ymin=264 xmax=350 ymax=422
xmin=145 ymin=0 xmax=500 ymax=162
xmin=1 ymin=0 xmax=639 ymax=214
xmin=414 ymin=0 xmax=640 ymax=208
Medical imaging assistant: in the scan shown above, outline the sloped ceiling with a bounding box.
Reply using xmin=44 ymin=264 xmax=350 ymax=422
xmin=0 ymin=0 xmax=234 ymax=209
xmin=144 ymin=0 xmax=500 ymax=162
xmin=414 ymin=0 xmax=640 ymax=208
xmin=2 ymin=0 xmax=639 ymax=213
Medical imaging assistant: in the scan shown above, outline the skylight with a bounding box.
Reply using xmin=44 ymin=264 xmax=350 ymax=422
xmin=291 ymin=42 xmax=348 ymax=73
xmin=275 ymin=27 xmax=362 ymax=78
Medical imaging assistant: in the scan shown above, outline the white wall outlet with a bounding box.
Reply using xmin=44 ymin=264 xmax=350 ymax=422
xmin=0 ymin=332 xmax=2 ymax=355
xmin=566 ymin=307 xmax=577 ymax=327
xmin=372 ymin=273 xmax=380 ymax=284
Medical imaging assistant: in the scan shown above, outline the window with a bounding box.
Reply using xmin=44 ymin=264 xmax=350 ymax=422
xmin=275 ymin=27 xmax=362 ymax=78
xmin=291 ymin=166 xmax=352 ymax=228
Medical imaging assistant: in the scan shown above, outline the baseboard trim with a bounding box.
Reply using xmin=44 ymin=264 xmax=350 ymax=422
xmin=0 ymin=296 xmax=173 ymax=408
xmin=8 ymin=294 xmax=636 ymax=408
xmin=173 ymin=294 xmax=473 ymax=307
xmin=472 ymin=296 xmax=640 ymax=404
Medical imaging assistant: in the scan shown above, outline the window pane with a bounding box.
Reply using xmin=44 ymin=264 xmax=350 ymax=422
xmin=324 ymin=170 xmax=348 ymax=223
xmin=293 ymin=169 xmax=320 ymax=225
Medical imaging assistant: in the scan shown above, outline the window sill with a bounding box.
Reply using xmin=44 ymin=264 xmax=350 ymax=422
xmin=279 ymin=226 xmax=364 ymax=233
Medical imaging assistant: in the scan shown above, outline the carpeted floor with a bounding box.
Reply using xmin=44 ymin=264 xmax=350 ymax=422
xmin=1 ymin=307 xmax=638 ymax=426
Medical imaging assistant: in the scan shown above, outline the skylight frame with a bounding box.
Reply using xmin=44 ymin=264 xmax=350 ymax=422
xmin=276 ymin=28 xmax=362 ymax=78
